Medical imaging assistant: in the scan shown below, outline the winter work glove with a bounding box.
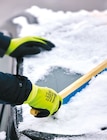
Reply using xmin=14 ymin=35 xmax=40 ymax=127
xmin=6 ymin=36 xmax=55 ymax=58
xmin=24 ymin=85 xmax=62 ymax=117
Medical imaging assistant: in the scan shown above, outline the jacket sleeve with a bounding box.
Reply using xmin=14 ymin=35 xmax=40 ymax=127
xmin=0 ymin=72 xmax=32 ymax=105
xmin=0 ymin=32 xmax=11 ymax=57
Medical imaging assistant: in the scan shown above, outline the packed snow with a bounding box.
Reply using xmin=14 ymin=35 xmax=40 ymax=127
xmin=14 ymin=6 xmax=107 ymax=136
xmin=0 ymin=131 xmax=6 ymax=140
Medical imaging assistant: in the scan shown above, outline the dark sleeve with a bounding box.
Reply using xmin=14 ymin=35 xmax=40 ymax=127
xmin=0 ymin=32 xmax=11 ymax=57
xmin=0 ymin=72 xmax=32 ymax=105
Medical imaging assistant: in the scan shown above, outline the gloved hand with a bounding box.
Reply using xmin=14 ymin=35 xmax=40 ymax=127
xmin=24 ymin=84 xmax=62 ymax=117
xmin=6 ymin=36 xmax=55 ymax=58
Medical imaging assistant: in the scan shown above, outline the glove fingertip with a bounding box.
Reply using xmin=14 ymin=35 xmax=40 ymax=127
xmin=47 ymin=41 xmax=56 ymax=48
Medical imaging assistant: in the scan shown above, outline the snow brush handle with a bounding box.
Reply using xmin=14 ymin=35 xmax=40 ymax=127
xmin=59 ymin=59 xmax=107 ymax=98
xmin=30 ymin=59 xmax=107 ymax=117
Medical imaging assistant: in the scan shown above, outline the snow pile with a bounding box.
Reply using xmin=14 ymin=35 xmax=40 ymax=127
xmin=13 ymin=6 xmax=107 ymax=135
xmin=0 ymin=131 xmax=6 ymax=140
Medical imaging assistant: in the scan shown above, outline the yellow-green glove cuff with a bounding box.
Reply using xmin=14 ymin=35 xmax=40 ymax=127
xmin=24 ymin=84 xmax=38 ymax=104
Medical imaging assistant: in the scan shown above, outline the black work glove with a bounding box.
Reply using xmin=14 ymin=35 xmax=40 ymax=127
xmin=5 ymin=36 xmax=55 ymax=58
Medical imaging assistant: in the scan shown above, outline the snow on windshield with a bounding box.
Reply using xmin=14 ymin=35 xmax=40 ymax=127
xmin=13 ymin=6 xmax=107 ymax=135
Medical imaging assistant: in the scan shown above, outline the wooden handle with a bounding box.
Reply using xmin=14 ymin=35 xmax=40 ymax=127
xmin=30 ymin=60 xmax=107 ymax=116
xmin=30 ymin=108 xmax=40 ymax=117
xmin=59 ymin=60 xmax=107 ymax=98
